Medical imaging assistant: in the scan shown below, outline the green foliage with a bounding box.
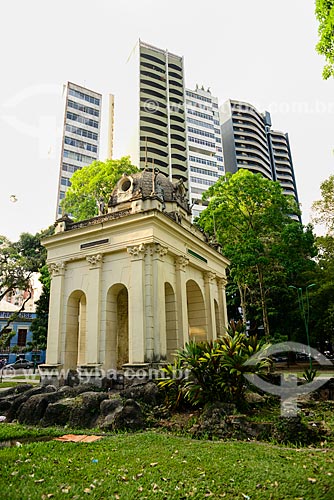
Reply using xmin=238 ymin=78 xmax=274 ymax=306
xmin=302 ymin=367 xmax=318 ymax=383
xmin=315 ymin=0 xmax=334 ymax=79
xmin=196 ymin=170 xmax=315 ymax=340
xmin=312 ymin=174 xmax=334 ymax=233
xmin=158 ymin=324 xmax=271 ymax=409
xmin=29 ymin=265 xmax=51 ymax=350
xmin=61 ymin=156 xmax=139 ymax=221
xmin=307 ymin=235 xmax=334 ymax=347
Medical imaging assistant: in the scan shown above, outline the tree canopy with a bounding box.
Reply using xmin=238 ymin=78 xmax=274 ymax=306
xmin=196 ymin=170 xmax=316 ymax=340
xmin=315 ymin=0 xmax=334 ymax=79
xmin=61 ymin=156 xmax=139 ymax=221
xmin=0 ymin=228 xmax=52 ymax=348
xmin=312 ymin=174 xmax=334 ymax=234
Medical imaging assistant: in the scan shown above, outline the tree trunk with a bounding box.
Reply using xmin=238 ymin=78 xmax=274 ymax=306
xmin=256 ymin=265 xmax=270 ymax=339
xmin=237 ymin=282 xmax=248 ymax=327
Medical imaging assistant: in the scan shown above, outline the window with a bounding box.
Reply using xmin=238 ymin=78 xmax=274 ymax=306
xmin=66 ymin=112 xmax=99 ymax=129
xmin=188 ymin=136 xmax=215 ymax=148
xmin=186 ymin=91 xmax=211 ymax=103
xmin=62 ymin=163 xmax=81 ymax=173
xmin=61 ymin=176 xmax=71 ymax=187
xmin=190 ymin=176 xmax=215 ymax=186
xmin=188 ymin=118 xmax=214 ymax=130
xmin=188 ymin=109 xmax=212 ymax=121
xmin=67 ymin=100 xmax=99 ymax=117
xmin=64 ymin=136 xmax=97 ymax=153
xmin=17 ymin=329 xmax=27 ymax=347
xmin=188 ymin=127 xmax=215 ymax=139
xmin=190 ymin=166 xmax=219 ymax=177
xmin=63 ymin=149 xmax=96 ymax=164
xmin=68 ymin=88 xmax=100 ymax=106
xmin=189 ymin=155 xmax=216 ymax=167
xmin=65 ymin=124 xmax=98 ymax=141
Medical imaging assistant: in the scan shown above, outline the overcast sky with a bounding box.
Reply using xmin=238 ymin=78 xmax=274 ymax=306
xmin=1 ymin=0 xmax=333 ymax=241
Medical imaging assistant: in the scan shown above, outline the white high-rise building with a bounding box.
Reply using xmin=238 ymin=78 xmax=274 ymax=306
xmin=56 ymin=82 xmax=102 ymax=218
xmin=186 ymin=86 xmax=224 ymax=218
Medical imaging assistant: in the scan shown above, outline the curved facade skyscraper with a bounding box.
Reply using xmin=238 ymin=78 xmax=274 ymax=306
xmin=220 ymin=99 xmax=299 ymax=209
xmin=139 ymin=41 xmax=188 ymax=188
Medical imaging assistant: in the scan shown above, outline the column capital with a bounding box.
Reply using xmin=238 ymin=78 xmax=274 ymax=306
xmin=48 ymin=261 xmax=66 ymax=277
xmin=127 ymin=243 xmax=146 ymax=260
xmin=175 ymin=255 xmax=189 ymax=272
xmin=204 ymin=271 xmax=217 ymax=284
xmin=217 ymin=276 xmax=228 ymax=288
xmin=86 ymin=253 xmax=103 ymax=269
xmin=149 ymin=242 xmax=168 ymax=259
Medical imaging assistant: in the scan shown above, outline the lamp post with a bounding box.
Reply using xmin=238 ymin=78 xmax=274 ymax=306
xmin=289 ymin=284 xmax=316 ymax=370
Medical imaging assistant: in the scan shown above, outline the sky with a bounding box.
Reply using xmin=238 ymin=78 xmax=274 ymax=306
xmin=1 ymin=0 xmax=333 ymax=241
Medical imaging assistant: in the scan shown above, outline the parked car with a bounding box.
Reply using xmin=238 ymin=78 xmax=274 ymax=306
xmin=296 ymin=352 xmax=311 ymax=362
xmin=4 ymin=359 xmax=34 ymax=370
xmin=271 ymin=354 xmax=288 ymax=363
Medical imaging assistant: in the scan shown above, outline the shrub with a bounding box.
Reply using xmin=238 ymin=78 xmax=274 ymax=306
xmin=158 ymin=322 xmax=272 ymax=409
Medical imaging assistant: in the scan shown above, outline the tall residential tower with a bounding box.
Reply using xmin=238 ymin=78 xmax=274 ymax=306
xmin=139 ymin=41 xmax=188 ymax=188
xmin=186 ymin=86 xmax=224 ymax=218
xmin=220 ymin=99 xmax=299 ymax=206
xmin=56 ymin=82 xmax=102 ymax=217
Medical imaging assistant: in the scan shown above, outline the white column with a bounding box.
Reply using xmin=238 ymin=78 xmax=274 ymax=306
xmin=127 ymin=243 xmax=146 ymax=364
xmin=174 ymin=255 xmax=189 ymax=346
xmin=217 ymin=276 xmax=228 ymax=333
xmin=152 ymin=243 xmax=168 ymax=361
xmin=45 ymin=261 xmax=66 ymax=365
xmin=204 ymin=271 xmax=217 ymax=341
xmin=85 ymin=253 xmax=103 ymax=365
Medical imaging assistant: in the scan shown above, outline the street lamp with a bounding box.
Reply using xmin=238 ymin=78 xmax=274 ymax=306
xmin=289 ymin=284 xmax=316 ymax=370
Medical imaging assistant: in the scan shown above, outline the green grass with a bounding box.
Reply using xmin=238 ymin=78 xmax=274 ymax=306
xmin=0 ymin=427 xmax=333 ymax=499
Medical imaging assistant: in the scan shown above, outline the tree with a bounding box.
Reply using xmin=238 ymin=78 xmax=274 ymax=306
xmin=196 ymin=170 xmax=315 ymax=340
xmin=28 ymin=265 xmax=51 ymax=351
xmin=0 ymin=228 xmax=53 ymax=348
xmin=61 ymin=156 xmax=139 ymax=221
xmin=312 ymin=174 xmax=334 ymax=234
xmin=315 ymin=0 xmax=334 ymax=79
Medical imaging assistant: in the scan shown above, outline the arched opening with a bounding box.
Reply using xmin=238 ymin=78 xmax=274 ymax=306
xmin=186 ymin=280 xmax=207 ymax=343
xmin=214 ymin=299 xmax=221 ymax=338
xmin=106 ymin=284 xmax=129 ymax=370
xmin=165 ymin=282 xmax=177 ymax=361
xmin=65 ymin=290 xmax=87 ymax=370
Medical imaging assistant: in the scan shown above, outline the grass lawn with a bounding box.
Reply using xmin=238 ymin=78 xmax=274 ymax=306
xmin=0 ymin=426 xmax=333 ymax=499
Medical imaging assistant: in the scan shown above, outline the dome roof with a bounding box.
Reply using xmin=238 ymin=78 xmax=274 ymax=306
xmin=108 ymin=169 xmax=191 ymax=214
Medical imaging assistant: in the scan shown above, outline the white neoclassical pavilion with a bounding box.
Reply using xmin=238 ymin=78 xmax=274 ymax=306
xmin=40 ymin=171 xmax=229 ymax=386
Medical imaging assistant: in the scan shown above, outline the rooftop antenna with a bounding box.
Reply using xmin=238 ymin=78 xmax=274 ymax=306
xmin=144 ymin=136 xmax=148 ymax=171
xmin=126 ymin=40 xmax=139 ymax=63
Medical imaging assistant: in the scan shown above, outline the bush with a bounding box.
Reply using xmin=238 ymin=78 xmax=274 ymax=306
xmin=158 ymin=322 xmax=272 ymax=409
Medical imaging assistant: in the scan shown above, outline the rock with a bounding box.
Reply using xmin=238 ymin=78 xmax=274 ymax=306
xmin=17 ymin=390 xmax=75 ymax=425
xmin=120 ymin=381 xmax=160 ymax=405
xmin=0 ymin=399 xmax=12 ymax=414
xmin=42 ymin=398 xmax=78 ymax=426
xmin=0 ymin=384 xmax=33 ymax=398
xmin=101 ymin=399 xmax=144 ymax=431
xmin=6 ymin=385 xmax=56 ymax=422
xmin=100 ymin=397 xmax=123 ymax=416
xmin=244 ymin=392 xmax=266 ymax=405
xmin=67 ymin=392 xmax=109 ymax=428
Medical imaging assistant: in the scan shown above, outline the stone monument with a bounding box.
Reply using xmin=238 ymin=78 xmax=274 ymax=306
xmin=40 ymin=170 xmax=229 ymax=386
